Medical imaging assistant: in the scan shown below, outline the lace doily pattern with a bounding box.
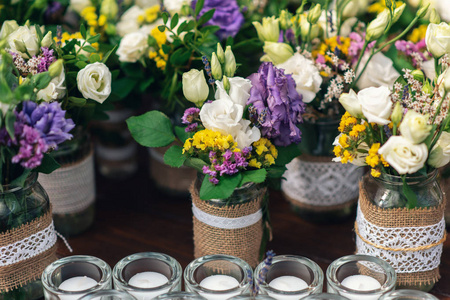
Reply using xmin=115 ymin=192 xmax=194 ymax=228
xmin=281 ymin=157 xmax=363 ymax=206
xmin=39 ymin=152 xmax=96 ymax=214
xmin=356 ymin=205 xmax=445 ymax=273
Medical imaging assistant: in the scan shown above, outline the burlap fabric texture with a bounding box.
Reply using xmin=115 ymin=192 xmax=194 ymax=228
xmin=356 ymin=178 xmax=446 ymax=287
xmin=190 ymin=183 xmax=267 ymax=268
xmin=0 ymin=210 xmax=57 ymax=293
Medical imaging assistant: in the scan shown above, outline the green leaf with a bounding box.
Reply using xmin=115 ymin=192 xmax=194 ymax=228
xmin=76 ymin=61 xmax=88 ymax=69
xmin=68 ymin=96 xmax=87 ymax=107
xmin=169 ymin=48 xmax=191 ymax=66
xmin=162 ymin=44 xmax=171 ymax=54
xmin=102 ymin=45 xmax=117 ymax=64
xmin=158 ymin=25 xmax=166 ymax=32
xmin=34 ymin=24 xmax=43 ymax=41
xmin=162 ymin=12 xmax=169 ymax=24
xmin=199 ymin=173 xmax=242 ymax=200
xmin=198 ymin=9 xmax=215 ymax=26
xmin=175 ymin=126 xmax=193 ymax=143
xmin=195 ymin=0 xmax=205 ymax=17
xmin=267 ymin=166 xmax=287 ymax=178
xmin=63 ymin=55 xmax=76 ymax=60
xmin=5 ymin=111 xmax=15 ymax=139
xmin=170 ymin=13 xmax=179 ymax=29
xmin=10 ymin=169 xmax=31 ymax=188
xmin=33 ymin=154 xmax=61 ymax=174
xmin=126 ymin=111 xmax=176 ymax=147
xmin=112 ymin=78 xmax=138 ymax=99
xmin=402 ymin=175 xmax=418 ymax=208
xmin=183 ymin=32 xmax=195 ymax=43
xmin=82 ymin=45 xmax=97 ymax=53
xmin=240 ymin=169 xmax=267 ymax=186
xmin=163 ymin=145 xmax=186 ymax=167
xmin=90 ymin=53 xmax=101 ymax=63
xmin=80 ymin=24 xmax=87 ymax=39
xmin=33 ymin=72 xmax=52 ymax=89
xmin=275 ymin=143 xmax=301 ymax=166
xmin=184 ymin=157 xmax=207 ymax=171
xmin=87 ymin=34 xmax=101 ymax=44
xmin=177 ymin=21 xmax=188 ymax=35
xmin=184 ymin=20 xmax=196 ymax=32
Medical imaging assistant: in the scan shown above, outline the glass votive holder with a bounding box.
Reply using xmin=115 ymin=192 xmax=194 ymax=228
xmin=78 ymin=289 xmax=137 ymax=299
xmin=113 ymin=252 xmax=182 ymax=300
xmin=228 ymin=294 xmax=277 ymax=300
xmin=302 ymin=293 xmax=350 ymax=299
xmin=379 ymin=290 xmax=439 ymax=300
xmin=184 ymin=254 xmax=253 ymax=300
xmin=42 ymin=255 xmax=112 ymax=300
xmin=154 ymin=292 xmax=208 ymax=300
xmin=254 ymin=255 xmax=324 ymax=300
xmin=326 ymin=255 xmax=396 ymax=300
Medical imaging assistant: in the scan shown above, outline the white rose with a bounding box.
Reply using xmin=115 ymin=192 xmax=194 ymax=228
xmin=356 ymin=52 xmax=400 ymax=90
xmin=379 ymin=136 xmax=428 ymax=174
xmin=182 ymin=69 xmax=209 ymax=104
xmin=339 ymin=89 xmax=363 ymax=118
xmin=276 ymin=53 xmax=322 ymax=103
xmin=70 ymin=0 xmax=92 ymax=14
xmin=117 ymin=32 xmax=149 ymax=63
xmin=422 ymin=59 xmax=436 ymax=81
xmin=399 ymin=110 xmax=432 ymax=144
xmin=436 ymin=0 xmax=450 ymax=22
xmin=0 ymin=20 xmax=19 ymax=39
xmin=136 ymin=0 xmax=159 ymax=9
xmin=426 ymin=22 xmax=450 ymax=58
xmin=77 ymin=62 xmax=112 ymax=103
xmin=235 ymin=119 xmax=261 ymax=149
xmin=215 ymin=77 xmax=252 ymax=107
xmin=428 ymin=132 xmax=450 ymax=168
xmin=37 ymin=66 xmax=66 ymax=102
xmin=358 ymin=86 xmax=393 ymax=125
xmin=163 ymin=0 xmax=191 ymax=15
xmin=7 ymin=26 xmax=40 ymax=58
xmin=116 ymin=6 xmax=144 ymax=37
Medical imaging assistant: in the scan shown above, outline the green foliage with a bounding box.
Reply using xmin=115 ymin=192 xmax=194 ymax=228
xmin=200 ymin=173 xmax=242 ymax=200
xmin=164 ymin=145 xmax=186 ymax=167
xmin=239 ymin=169 xmax=267 ymax=186
xmin=33 ymin=154 xmax=61 ymax=174
xmin=126 ymin=111 xmax=176 ymax=147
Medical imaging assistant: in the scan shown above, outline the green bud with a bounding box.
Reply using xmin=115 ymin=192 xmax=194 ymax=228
xmin=307 ymin=4 xmax=322 ymax=24
xmin=279 ymin=10 xmax=291 ymax=30
xmin=253 ymin=16 xmax=280 ymax=42
xmin=100 ymin=0 xmax=119 ymax=19
xmin=211 ymin=52 xmax=223 ymax=81
xmin=423 ymin=80 xmax=433 ymax=95
xmin=180 ymin=4 xmax=190 ymax=16
xmin=411 ymin=70 xmax=424 ymax=82
xmin=224 ymin=46 xmax=236 ymax=77
xmin=105 ymin=24 xmax=116 ymax=36
xmin=416 ymin=3 xmax=430 ymax=18
xmin=48 ymin=59 xmax=64 ymax=78
xmin=392 ymin=3 xmax=406 ymax=23
xmin=223 ymin=75 xmax=231 ymax=94
xmin=391 ymin=101 xmax=403 ymax=125
xmin=13 ymin=40 xmax=27 ymax=54
xmin=366 ymin=10 xmax=390 ymax=41
xmin=216 ymin=43 xmax=225 ymax=64
xmin=41 ymin=31 xmax=53 ymax=48
xmin=429 ymin=9 xmax=441 ymax=24
xmin=34 ymin=0 xmax=47 ymax=9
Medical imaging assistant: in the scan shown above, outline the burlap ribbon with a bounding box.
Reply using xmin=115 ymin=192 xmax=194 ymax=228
xmin=190 ymin=183 xmax=267 ymax=268
xmin=0 ymin=210 xmax=58 ymax=292
xmin=356 ymin=178 xmax=446 ymax=287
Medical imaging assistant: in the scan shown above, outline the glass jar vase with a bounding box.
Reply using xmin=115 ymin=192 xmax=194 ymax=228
xmin=299 ymin=117 xmax=340 ymax=157
xmin=39 ymin=127 xmax=95 ymax=236
xmin=192 ymin=173 xmax=269 ymax=267
xmin=0 ymin=173 xmax=56 ymax=300
xmin=357 ymin=171 xmax=445 ymax=291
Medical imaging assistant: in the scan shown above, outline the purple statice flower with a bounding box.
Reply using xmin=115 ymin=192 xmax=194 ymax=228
xmin=192 ymin=0 xmax=244 ymax=40
xmin=182 ymin=107 xmax=200 ymax=124
xmin=247 ymin=62 xmax=306 ymax=147
xmin=285 ymin=29 xmax=296 ymax=45
xmin=242 ymin=146 xmax=251 ymax=156
xmin=12 ymin=125 xmax=48 ymax=169
xmin=185 ymin=123 xmax=198 ymax=132
xmin=17 ymin=101 xmax=74 ymax=150
xmin=348 ymin=32 xmax=375 ymax=62
xmin=37 ymin=48 xmax=57 ymax=73
xmin=395 ymin=39 xmax=427 ymax=67
xmin=234 ymin=151 xmax=248 ymax=168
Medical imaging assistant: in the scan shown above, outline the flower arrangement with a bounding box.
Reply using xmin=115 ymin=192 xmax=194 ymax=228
xmin=128 ymin=45 xmax=304 ymax=199
xmin=333 ymin=21 xmax=450 ymax=208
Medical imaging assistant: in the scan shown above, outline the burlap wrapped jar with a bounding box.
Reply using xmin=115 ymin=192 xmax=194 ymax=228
xmin=355 ymin=172 xmax=446 ymax=291
xmin=190 ymin=174 xmax=270 ymax=268
xmin=0 ymin=173 xmax=58 ymax=299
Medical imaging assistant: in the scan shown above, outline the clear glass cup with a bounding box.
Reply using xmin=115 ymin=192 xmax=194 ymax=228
xmin=302 ymin=293 xmax=349 ymax=299
xmin=326 ymin=255 xmax=396 ymax=300
xmin=228 ymin=294 xmax=277 ymax=300
xmin=154 ymin=292 xmax=208 ymax=300
xmin=78 ymin=289 xmax=137 ymax=299
xmin=254 ymin=255 xmax=323 ymax=300
xmin=42 ymin=255 xmax=112 ymax=300
xmin=379 ymin=290 xmax=439 ymax=300
xmin=113 ymin=252 xmax=182 ymax=300
xmin=184 ymin=254 xmax=253 ymax=300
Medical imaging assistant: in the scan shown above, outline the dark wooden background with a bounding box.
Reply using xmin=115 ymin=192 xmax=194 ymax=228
xmin=57 ymin=148 xmax=450 ymax=299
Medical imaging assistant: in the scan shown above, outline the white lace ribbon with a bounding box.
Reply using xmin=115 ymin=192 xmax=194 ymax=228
xmin=39 ymin=153 xmax=95 ymax=214
xmin=356 ymin=204 xmax=445 ymax=273
xmin=192 ymin=202 xmax=262 ymax=229
xmin=0 ymin=221 xmax=57 ymax=267
xmin=281 ymin=157 xmax=363 ymax=206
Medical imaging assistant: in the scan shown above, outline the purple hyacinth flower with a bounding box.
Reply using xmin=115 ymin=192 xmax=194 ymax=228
xmin=12 ymin=125 xmax=48 ymax=169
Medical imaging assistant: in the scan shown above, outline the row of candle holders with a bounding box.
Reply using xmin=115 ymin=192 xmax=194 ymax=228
xmin=41 ymin=252 xmax=439 ymax=300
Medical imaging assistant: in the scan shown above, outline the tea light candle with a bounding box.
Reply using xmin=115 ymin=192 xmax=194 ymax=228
xmin=268 ymin=276 xmax=308 ymax=292
xmin=199 ymin=275 xmax=240 ymax=291
xmin=58 ymin=276 xmax=98 ymax=300
xmin=340 ymin=275 xmax=382 ymax=300
xmin=127 ymin=272 xmax=171 ymax=300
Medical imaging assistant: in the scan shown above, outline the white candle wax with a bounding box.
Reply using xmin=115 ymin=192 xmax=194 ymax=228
xmin=267 ymin=276 xmax=310 ymax=300
xmin=339 ymin=275 xmax=382 ymax=300
xmin=127 ymin=271 xmax=170 ymax=300
xmin=198 ymin=275 xmax=240 ymax=300
xmin=58 ymin=276 xmax=97 ymax=300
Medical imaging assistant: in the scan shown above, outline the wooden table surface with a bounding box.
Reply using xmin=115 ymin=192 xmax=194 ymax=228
xmin=57 ymin=149 xmax=450 ymax=299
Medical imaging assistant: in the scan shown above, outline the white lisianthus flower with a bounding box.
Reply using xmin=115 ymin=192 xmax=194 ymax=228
xmin=339 ymin=89 xmax=363 ymax=118
xmin=378 ymin=136 xmax=428 ymax=174
xmin=215 ymin=77 xmax=252 ymax=107
xmin=422 ymin=59 xmax=436 ymax=81
xmin=399 ymin=110 xmax=432 ymax=144
xmin=70 ymin=0 xmax=92 ymax=14
xmin=429 ymin=132 xmax=450 ymax=168
xmin=163 ymin=0 xmax=191 ymax=15
xmin=356 ymin=52 xmax=400 ymax=90
xmin=116 ymin=6 xmax=144 ymax=37
xmin=426 ymin=22 xmax=450 ymax=58
xmin=7 ymin=26 xmax=40 ymax=58
xmin=0 ymin=20 xmax=18 ymax=40
xmin=253 ymin=16 xmax=280 ymax=42
xmin=77 ymin=62 xmax=112 ymax=103
xmin=182 ymin=69 xmax=209 ymax=105
xmin=435 ymin=0 xmax=450 ymax=22
xmin=276 ymin=53 xmax=322 ymax=103
xmin=235 ymin=119 xmax=261 ymax=150
xmin=358 ymin=86 xmax=393 ymax=125
xmin=366 ymin=9 xmax=390 ymax=41
xmin=117 ymin=32 xmax=149 ymax=63
xmin=261 ymin=42 xmax=294 ymax=65
xmin=342 ymin=0 xmax=370 ymax=18
xmin=37 ymin=66 xmax=66 ymax=102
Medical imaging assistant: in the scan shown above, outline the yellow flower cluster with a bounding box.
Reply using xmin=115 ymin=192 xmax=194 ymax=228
xmin=148 ymin=27 xmax=169 ymax=70
xmin=57 ymin=32 xmax=99 ymax=51
xmin=313 ymin=36 xmax=351 ymax=61
xmin=365 ymin=143 xmax=389 ymax=177
xmin=249 ymin=138 xmax=278 ymax=169
xmin=408 ymin=24 xmax=428 ymax=43
xmin=183 ymin=129 xmax=237 ymax=153
xmin=368 ymin=0 xmax=404 ymax=14
xmin=338 ymin=112 xmax=357 ymax=133
xmin=334 ymin=112 xmax=369 ymax=165
xmin=137 ymin=5 xmax=160 ymax=24
xmin=81 ymin=6 xmax=108 ymax=36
